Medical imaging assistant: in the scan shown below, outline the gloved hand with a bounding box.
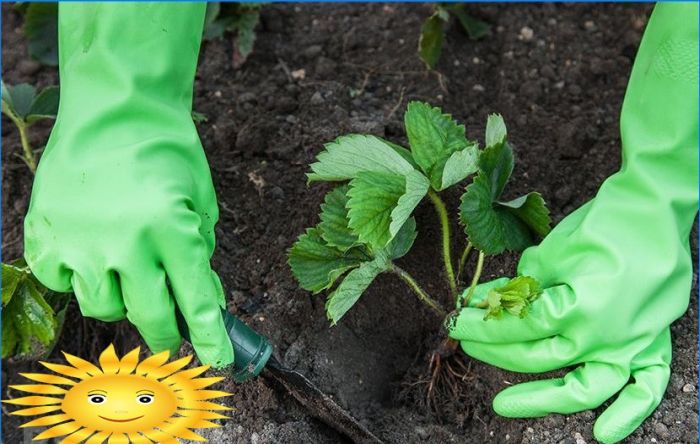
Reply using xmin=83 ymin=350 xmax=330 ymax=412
xmin=449 ymin=3 xmax=698 ymax=443
xmin=23 ymin=3 xmax=234 ymax=367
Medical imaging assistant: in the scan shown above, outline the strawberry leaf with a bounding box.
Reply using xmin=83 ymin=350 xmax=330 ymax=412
xmin=26 ymin=86 xmax=59 ymax=124
xmin=319 ymin=185 xmax=359 ymax=251
xmin=307 ymin=135 xmax=415 ymax=183
xmin=24 ymin=3 xmax=58 ymax=66
xmin=2 ymin=81 xmax=59 ymax=125
xmin=483 ymin=276 xmax=542 ymax=320
xmin=325 ymin=258 xmax=387 ymax=325
xmin=1 ymin=259 xmax=69 ymax=360
xmin=288 ymin=228 xmax=367 ymax=293
xmin=418 ymin=10 xmax=447 ymax=70
xmin=347 ymin=170 xmax=429 ymax=250
xmin=460 ymin=121 xmax=551 ymax=254
xmin=404 ymin=101 xmax=478 ymax=191
xmin=385 ymin=217 xmax=417 ymax=260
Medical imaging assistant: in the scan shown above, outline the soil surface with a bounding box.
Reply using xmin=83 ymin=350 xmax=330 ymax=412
xmin=2 ymin=4 xmax=698 ymax=444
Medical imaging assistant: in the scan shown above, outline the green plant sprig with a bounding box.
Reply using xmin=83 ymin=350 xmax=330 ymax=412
xmin=1 ymin=81 xmax=59 ymax=173
xmin=289 ymin=101 xmax=551 ymax=326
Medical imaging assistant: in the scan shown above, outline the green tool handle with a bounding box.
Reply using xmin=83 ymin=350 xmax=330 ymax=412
xmin=176 ymin=307 xmax=273 ymax=382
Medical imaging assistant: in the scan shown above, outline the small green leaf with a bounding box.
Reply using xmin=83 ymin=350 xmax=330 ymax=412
xmin=232 ymin=11 xmax=260 ymax=62
xmin=418 ymin=11 xmax=446 ymax=70
xmin=307 ymin=135 xmax=415 ymax=183
xmin=325 ymin=258 xmax=387 ymax=325
xmin=385 ymin=217 xmax=417 ymax=260
xmin=499 ymin=192 xmax=551 ymax=238
xmin=404 ymin=101 xmax=476 ymax=190
xmin=485 ymin=113 xmax=507 ymax=148
xmin=2 ymin=83 xmax=36 ymax=121
xmin=460 ymin=126 xmax=551 ymax=254
xmin=26 ymin=85 xmax=59 ymax=124
xmin=319 ymin=185 xmax=359 ymax=251
xmin=484 ymin=276 xmax=542 ymax=320
xmin=440 ymin=143 xmax=479 ymax=190
xmin=347 ymin=170 xmax=429 ymax=250
xmin=449 ymin=6 xmax=491 ymax=40
xmin=191 ymin=111 xmax=209 ymax=123
xmin=2 ymin=261 xmax=30 ymax=305
xmin=288 ymin=228 xmax=367 ymax=293
xmin=24 ymin=3 xmax=58 ymax=66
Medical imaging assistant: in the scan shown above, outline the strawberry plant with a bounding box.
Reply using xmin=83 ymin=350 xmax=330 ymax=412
xmin=419 ymin=4 xmax=490 ymax=70
xmin=2 ymin=259 xmax=70 ymax=360
xmin=1 ymin=80 xmax=59 ymax=173
xmin=204 ymin=2 xmax=263 ymax=69
xmin=289 ymin=101 xmax=550 ymax=411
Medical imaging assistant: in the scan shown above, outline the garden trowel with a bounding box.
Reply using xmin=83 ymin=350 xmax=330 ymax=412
xmin=176 ymin=308 xmax=383 ymax=444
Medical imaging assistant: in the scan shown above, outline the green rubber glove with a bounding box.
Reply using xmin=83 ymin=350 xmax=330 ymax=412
xmin=23 ymin=3 xmax=234 ymax=368
xmin=449 ymin=4 xmax=698 ymax=443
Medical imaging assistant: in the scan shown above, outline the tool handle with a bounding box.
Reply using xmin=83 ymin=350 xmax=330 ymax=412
xmin=175 ymin=307 xmax=273 ymax=382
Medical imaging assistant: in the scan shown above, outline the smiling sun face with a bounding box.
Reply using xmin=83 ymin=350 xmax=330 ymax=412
xmin=3 ymin=345 xmax=232 ymax=443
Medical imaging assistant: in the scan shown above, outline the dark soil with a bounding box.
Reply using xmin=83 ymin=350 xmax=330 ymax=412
xmin=2 ymin=4 xmax=697 ymax=444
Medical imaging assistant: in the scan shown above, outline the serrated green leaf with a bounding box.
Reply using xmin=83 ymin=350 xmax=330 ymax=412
xmin=440 ymin=143 xmax=479 ymax=190
xmin=385 ymin=217 xmax=417 ymax=260
xmin=308 ymin=134 xmax=415 ymax=183
xmin=418 ymin=12 xmax=446 ymax=70
xmin=479 ymin=139 xmax=514 ymax=200
xmin=2 ymin=262 xmax=30 ymax=305
xmin=2 ymin=276 xmax=56 ymax=359
xmin=26 ymin=85 xmax=59 ymax=124
xmin=460 ymin=137 xmax=551 ymax=254
xmin=485 ymin=113 xmax=507 ymax=148
xmin=24 ymin=3 xmax=58 ymax=66
xmin=380 ymin=138 xmax=420 ymax=169
xmin=325 ymin=258 xmax=387 ymax=325
xmin=319 ymin=185 xmax=359 ymax=251
xmin=288 ymin=228 xmax=367 ymax=293
xmin=347 ymin=170 xmax=429 ymax=250
xmin=484 ymin=276 xmax=542 ymax=320
xmin=498 ymin=192 xmax=551 ymax=238
xmin=449 ymin=6 xmax=491 ymax=40
xmin=232 ymin=11 xmax=259 ymax=60
xmin=404 ymin=101 xmax=475 ymax=190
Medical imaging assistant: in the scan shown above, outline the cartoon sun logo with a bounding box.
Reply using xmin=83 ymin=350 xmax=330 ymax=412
xmin=3 ymin=345 xmax=232 ymax=443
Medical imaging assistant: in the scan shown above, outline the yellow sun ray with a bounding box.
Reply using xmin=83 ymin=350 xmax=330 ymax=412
xmin=107 ymin=432 xmax=129 ymax=443
xmin=134 ymin=350 xmax=170 ymax=376
xmin=161 ymin=420 xmax=207 ymax=442
xmin=146 ymin=355 xmax=193 ymax=379
xmin=126 ymin=431 xmax=152 ymax=444
xmin=6 ymin=345 xmax=232 ymax=443
xmin=176 ymin=410 xmax=230 ymax=420
xmin=9 ymin=384 xmax=67 ymax=395
xmin=8 ymin=405 xmax=62 ymax=416
xmin=84 ymin=430 xmax=110 ymax=444
xmin=19 ymin=372 xmax=76 ymax=386
xmin=62 ymin=352 xmax=104 ymax=376
xmin=34 ymin=420 xmax=81 ymax=440
xmin=98 ymin=345 xmax=121 ymax=374
xmin=19 ymin=413 xmax=71 ymax=428
xmin=117 ymin=347 xmax=141 ymax=374
xmin=141 ymin=428 xmax=180 ymax=444
xmin=59 ymin=426 xmax=95 ymax=444
xmin=40 ymin=362 xmax=93 ymax=380
xmin=3 ymin=395 xmax=62 ymax=406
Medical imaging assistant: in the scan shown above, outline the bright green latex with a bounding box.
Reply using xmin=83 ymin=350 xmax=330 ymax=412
xmin=23 ymin=3 xmax=234 ymax=367
xmin=449 ymin=4 xmax=698 ymax=443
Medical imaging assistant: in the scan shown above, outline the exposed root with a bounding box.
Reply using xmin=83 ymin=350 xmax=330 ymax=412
xmin=399 ymin=337 xmax=477 ymax=427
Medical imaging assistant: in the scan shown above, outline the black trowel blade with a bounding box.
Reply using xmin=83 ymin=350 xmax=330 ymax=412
xmin=263 ymin=356 xmax=384 ymax=444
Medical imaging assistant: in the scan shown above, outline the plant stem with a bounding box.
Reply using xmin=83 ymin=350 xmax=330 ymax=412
xmin=16 ymin=121 xmax=36 ymax=173
xmin=427 ymin=190 xmax=457 ymax=298
xmin=461 ymin=251 xmax=485 ymax=307
xmin=456 ymin=242 xmax=473 ymax=282
xmin=391 ymin=264 xmax=446 ymax=318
